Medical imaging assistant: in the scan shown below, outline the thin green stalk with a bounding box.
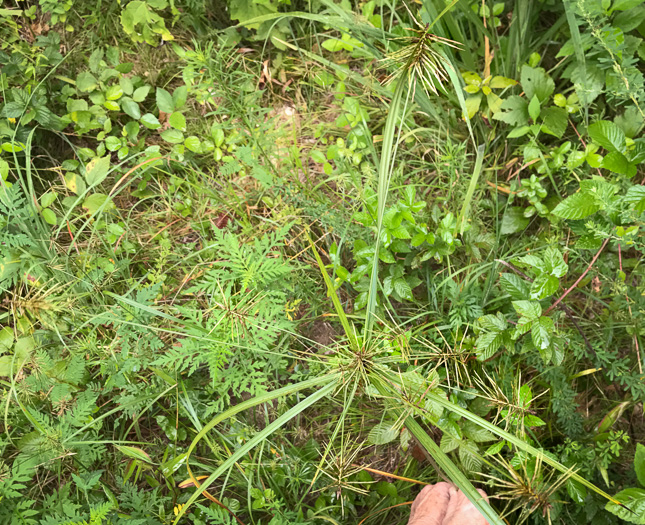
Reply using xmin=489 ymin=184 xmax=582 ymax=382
xmin=457 ymin=144 xmax=485 ymax=235
xmin=365 ymin=78 xmax=408 ymax=335
xmin=405 ymin=417 xmax=505 ymax=525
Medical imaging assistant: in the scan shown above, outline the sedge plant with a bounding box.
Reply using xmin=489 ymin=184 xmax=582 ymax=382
xmin=145 ymin=9 xmax=628 ymax=525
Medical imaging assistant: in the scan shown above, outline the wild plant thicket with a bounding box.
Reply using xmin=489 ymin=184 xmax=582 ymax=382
xmin=1 ymin=0 xmax=645 ymax=524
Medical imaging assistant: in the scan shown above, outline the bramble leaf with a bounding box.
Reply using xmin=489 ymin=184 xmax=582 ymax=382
xmin=500 ymin=273 xmax=530 ymax=300
xmin=552 ymin=192 xmax=601 ymax=220
xmin=368 ymin=422 xmax=399 ymax=445
xmin=588 ymin=120 xmax=626 ymax=154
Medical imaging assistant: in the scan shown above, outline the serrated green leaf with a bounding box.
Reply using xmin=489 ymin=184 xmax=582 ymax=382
xmin=463 ymin=421 xmax=495 ymax=443
xmin=602 ymin=151 xmax=636 ymax=177
xmin=512 ymin=300 xmax=542 ymax=320
xmin=477 ymin=313 xmax=507 ymax=332
xmin=567 ymin=479 xmax=588 ymax=504
xmin=588 ymin=120 xmax=626 ymax=154
xmin=530 ymin=273 xmax=559 ymax=299
xmin=567 ymin=151 xmax=586 ymax=169
xmin=353 ymin=211 xmax=373 ymax=227
xmin=440 ymin=432 xmax=461 ymax=453
xmin=476 ymin=331 xmax=506 ymax=360
xmin=379 ymin=249 xmax=395 ymax=264
xmin=531 ymin=316 xmax=553 ymax=350
xmin=541 ymin=106 xmax=568 ymax=138
xmin=500 ymin=273 xmax=530 ymax=300
xmin=552 ymin=192 xmax=601 ymax=220
xmin=459 ymin=440 xmax=482 ymax=472
xmin=543 ymin=247 xmax=568 ymax=278
xmin=368 ymin=422 xmax=398 ymax=445
xmin=615 ymin=106 xmax=644 ymax=138
xmin=393 ymin=278 xmax=412 ymax=300
xmin=493 ymin=96 xmax=529 ymax=127
xmin=521 ymin=65 xmax=554 ymax=103
xmin=625 ymin=185 xmax=645 ymax=213
xmin=390 ymin=225 xmax=411 ymax=239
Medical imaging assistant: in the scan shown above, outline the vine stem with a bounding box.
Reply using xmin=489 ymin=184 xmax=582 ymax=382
xmin=544 ymin=237 xmax=610 ymax=316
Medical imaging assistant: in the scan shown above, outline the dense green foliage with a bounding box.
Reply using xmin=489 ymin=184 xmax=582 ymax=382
xmin=1 ymin=0 xmax=645 ymax=523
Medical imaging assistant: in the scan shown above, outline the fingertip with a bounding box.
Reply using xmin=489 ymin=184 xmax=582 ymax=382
xmin=434 ymin=481 xmax=451 ymax=493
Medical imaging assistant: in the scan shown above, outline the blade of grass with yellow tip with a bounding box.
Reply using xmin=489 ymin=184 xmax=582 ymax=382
xmin=351 ymin=464 xmax=429 ymax=485
xmin=405 ymin=417 xmax=506 ymax=525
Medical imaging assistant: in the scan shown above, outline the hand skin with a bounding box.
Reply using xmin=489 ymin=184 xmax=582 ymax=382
xmin=408 ymin=483 xmax=491 ymax=525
